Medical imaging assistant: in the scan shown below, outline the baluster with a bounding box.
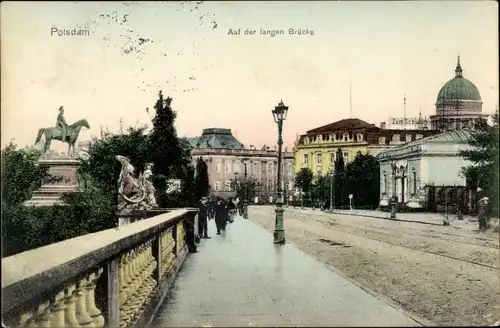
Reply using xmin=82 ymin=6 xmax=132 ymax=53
xmin=86 ymin=268 xmax=105 ymax=328
xmin=119 ymin=259 xmax=128 ymax=306
xmin=35 ymin=301 xmax=51 ymax=328
xmin=64 ymin=284 xmax=81 ymax=327
xmin=130 ymin=249 xmax=141 ymax=295
xmin=123 ymin=252 xmax=135 ymax=297
xmin=49 ymin=291 xmax=66 ymax=328
xmin=15 ymin=311 xmax=35 ymax=328
xmin=75 ymin=277 xmax=95 ymax=328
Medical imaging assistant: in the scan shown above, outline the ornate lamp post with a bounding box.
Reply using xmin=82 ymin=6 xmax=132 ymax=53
xmin=272 ymin=100 xmax=288 ymax=244
xmin=242 ymin=157 xmax=249 ymax=219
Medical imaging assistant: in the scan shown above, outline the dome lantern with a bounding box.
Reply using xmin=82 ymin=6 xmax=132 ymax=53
xmin=455 ymin=54 xmax=463 ymax=78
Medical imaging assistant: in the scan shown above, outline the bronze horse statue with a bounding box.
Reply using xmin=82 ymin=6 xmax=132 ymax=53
xmin=35 ymin=119 xmax=90 ymax=155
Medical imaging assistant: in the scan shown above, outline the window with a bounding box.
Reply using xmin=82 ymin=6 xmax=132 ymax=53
xmin=216 ymin=161 xmax=222 ymax=173
xmin=316 ymin=153 xmax=322 ymax=165
xmin=267 ymin=162 xmax=273 ymax=175
xmin=288 ymin=163 xmax=293 ymax=176
xmin=330 ymin=152 xmax=335 ymax=164
xmin=392 ymin=134 xmax=400 ymax=142
xmin=416 ymin=134 xmax=423 ymax=140
xmin=379 ymin=137 xmax=386 ymax=145
xmin=234 ymin=160 xmax=241 ymax=174
xmin=303 ymin=154 xmax=309 ymax=165
xmin=343 ymin=152 xmax=348 ymax=163
xmin=215 ymin=181 xmax=221 ymax=191
xmin=253 ymin=161 xmax=259 ymax=175
xmin=405 ymin=134 xmax=412 ymax=143
xmin=267 ymin=180 xmax=273 ymax=191
xmin=288 ymin=181 xmax=293 ymax=191
xmin=225 ymin=180 xmax=232 ymax=192
xmin=225 ymin=160 xmax=232 ymax=173
xmin=343 ymin=133 xmax=348 ymax=141
xmin=317 ymin=170 xmax=322 ymax=176
xmin=357 ymin=133 xmax=364 ymax=142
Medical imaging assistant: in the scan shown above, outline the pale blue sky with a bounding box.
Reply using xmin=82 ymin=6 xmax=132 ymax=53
xmin=1 ymin=1 xmax=498 ymax=150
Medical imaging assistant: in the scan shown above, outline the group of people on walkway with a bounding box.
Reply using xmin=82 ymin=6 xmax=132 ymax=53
xmin=196 ymin=196 xmax=240 ymax=239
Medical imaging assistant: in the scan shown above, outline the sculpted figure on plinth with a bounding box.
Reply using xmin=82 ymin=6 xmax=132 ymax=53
xmin=35 ymin=106 xmax=90 ymax=156
xmin=116 ymin=156 xmax=157 ymax=214
xmin=139 ymin=163 xmax=158 ymax=208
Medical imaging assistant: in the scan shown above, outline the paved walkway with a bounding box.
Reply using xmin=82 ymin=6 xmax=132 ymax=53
xmin=150 ymin=216 xmax=421 ymax=327
xmin=291 ymin=206 xmax=486 ymax=231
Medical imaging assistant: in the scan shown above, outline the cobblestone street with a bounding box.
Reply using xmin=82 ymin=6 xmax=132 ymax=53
xmin=249 ymin=206 xmax=500 ymax=326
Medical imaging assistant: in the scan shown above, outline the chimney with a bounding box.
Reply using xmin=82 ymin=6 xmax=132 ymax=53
xmin=380 ymin=122 xmax=386 ymax=129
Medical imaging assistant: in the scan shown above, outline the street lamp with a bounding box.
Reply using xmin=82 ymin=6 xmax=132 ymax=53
xmin=329 ymin=164 xmax=335 ymax=212
xmin=272 ymin=99 xmax=288 ymax=244
xmin=242 ymin=157 xmax=249 ymax=219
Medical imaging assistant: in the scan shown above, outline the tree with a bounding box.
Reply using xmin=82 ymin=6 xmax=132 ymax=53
xmin=231 ymin=178 xmax=262 ymax=201
xmin=294 ymin=168 xmax=314 ymax=199
xmin=79 ymin=125 xmax=151 ymax=196
xmin=312 ymin=174 xmax=331 ymax=206
xmin=460 ymin=110 xmax=499 ymax=216
xmin=149 ymin=91 xmax=185 ymax=207
xmin=1 ymin=142 xmax=49 ymax=207
xmin=1 ymin=143 xmax=50 ymax=257
xmin=344 ymin=151 xmax=380 ymax=209
xmin=194 ymin=157 xmax=210 ymax=200
xmin=334 ymin=148 xmax=346 ymax=207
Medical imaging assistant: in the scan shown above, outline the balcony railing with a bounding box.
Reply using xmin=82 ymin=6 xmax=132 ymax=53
xmin=1 ymin=208 xmax=198 ymax=328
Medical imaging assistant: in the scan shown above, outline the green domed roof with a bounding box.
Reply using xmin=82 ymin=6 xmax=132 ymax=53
xmin=436 ymin=56 xmax=481 ymax=103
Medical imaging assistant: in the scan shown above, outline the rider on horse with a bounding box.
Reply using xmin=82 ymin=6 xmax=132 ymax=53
xmin=56 ymin=106 xmax=68 ymax=142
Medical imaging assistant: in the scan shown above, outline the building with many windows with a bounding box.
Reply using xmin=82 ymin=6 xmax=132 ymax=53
xmin=293 ymin=118 xmax=439 ymax=176
xmin=185 ymin=128 xmax=295 ymax=203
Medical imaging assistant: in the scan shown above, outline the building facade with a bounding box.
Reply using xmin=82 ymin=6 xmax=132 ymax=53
xmin=429 ymin=56 xmax=489 ymax=131
xmin=186 ymin=128 xmax=295 ymax=203
xmin=293 ymin=118 xmax=439 ymax=176
xmin=376 ymin=129 xmax=475 ymax=213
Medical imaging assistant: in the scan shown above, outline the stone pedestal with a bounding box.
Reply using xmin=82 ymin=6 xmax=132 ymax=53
xmin=25 ymin=157 xmax=80 ymax=207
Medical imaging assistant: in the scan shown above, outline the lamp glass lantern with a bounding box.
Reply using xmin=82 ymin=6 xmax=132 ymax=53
xmin=272 ymin=100 xmax=289 ymax=123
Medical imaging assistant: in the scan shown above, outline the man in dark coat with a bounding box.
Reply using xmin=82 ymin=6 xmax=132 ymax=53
xmin=198 ymin=197 xmax=211 ymax=239
xmin=477 ymin=196 xmax=490 ymax=231
xmin=215 ymin=198 xmax=227 ymax=235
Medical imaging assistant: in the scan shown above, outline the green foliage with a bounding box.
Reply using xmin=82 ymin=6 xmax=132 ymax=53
xmin=460 ymin=110 xmax=499 ymax=216
xmin=79 ymin=125 xmax=151 ymax=196
xmin=194 ymin=157 xmax=210 ymax=199
xmin=294 ymin=168 xmax=314 ymax=194
xmin=232 ymin=178 xmax=262 ymax=200
xmin=333 ymin=148 xmax=346 ymax=207
xmin=312 ymin=174 xmax=331 ymax=204
xmin=343 ymin=151 xmax=380 ymax=209
xmin=149 ymin=91 xmax=187 ymax=206
xmin=1 ymin=142 xmax=49 ymax=206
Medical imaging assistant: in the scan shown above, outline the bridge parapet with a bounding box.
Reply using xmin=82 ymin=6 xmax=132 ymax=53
xmin=1 ymin=208 xmax=198 ymax=328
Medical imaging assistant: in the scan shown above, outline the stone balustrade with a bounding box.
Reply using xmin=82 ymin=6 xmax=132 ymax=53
xmin=2 ymin=208 xmax=198 ymax=328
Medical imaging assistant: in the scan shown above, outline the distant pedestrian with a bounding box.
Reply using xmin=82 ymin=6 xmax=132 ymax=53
xmin=477 ymin=196 xmax=490 ymax=231
xmin=215 ymin=198 xmax=227 ymax=235
xmin=198 ymin=197 xmax=211 ymax=239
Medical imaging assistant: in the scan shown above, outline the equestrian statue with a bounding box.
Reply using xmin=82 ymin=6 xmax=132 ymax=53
xmin=35 ymin=106 xmax=90 ymax=155
xmin=116 ymin=155 xmax=158 ymax=214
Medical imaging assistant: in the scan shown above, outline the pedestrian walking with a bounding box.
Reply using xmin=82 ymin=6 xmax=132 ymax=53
xmin=215 ymin=198 xmax=227 ymax=235
xmin=198 ymin=197 xmax=211 ymax=239
xmin=477 ymin=196 xmax=490 ymax=231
